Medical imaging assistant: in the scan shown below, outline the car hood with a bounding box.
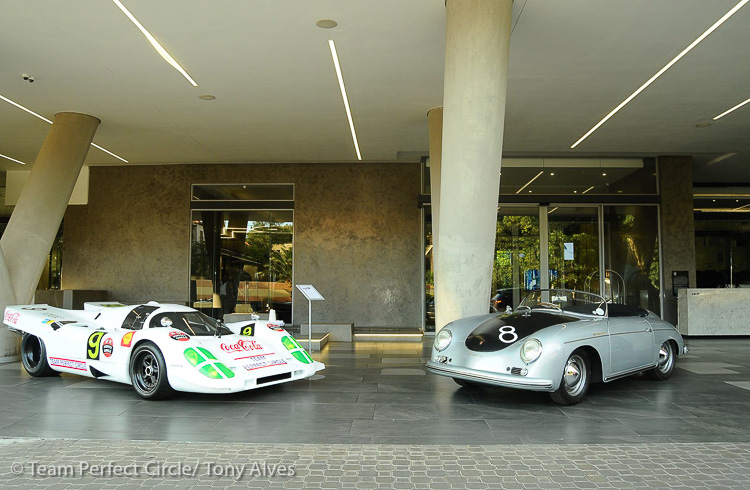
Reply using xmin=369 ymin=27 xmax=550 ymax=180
xmin=465 ymin=312 xmax=580 ymax=352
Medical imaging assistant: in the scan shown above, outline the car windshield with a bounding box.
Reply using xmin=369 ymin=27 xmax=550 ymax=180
xmin=518 ymin=289 xmax=606 ymax=317
xmin=149 ymin=311 xmax=233 ymax=336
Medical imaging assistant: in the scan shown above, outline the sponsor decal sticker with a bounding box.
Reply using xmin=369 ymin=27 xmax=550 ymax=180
xmin=102 ymin=338 xmax=114 ymax=358
xmin=21 ymin=307 xmax=45 ymax=311
xmin=267 ymin=324 xmax=285 ymax=332
xmin=87 ymin=331 xmax=105 ymax=360
xmin=49 ymin=357 xmax=87 ymax=371
xmin=242 ymin=354 xmax=287 ymax=371
xmin=169 ymin=331 xmax=190 ymax=341
xmin=220 ymin=339 xmax=263 ymax=353
xmin=240 ymin=325 xmax=254 ymax=336
xmin=99 ymin=304 xmax=126 ymax=307
xmin=4 ymin=311 xmax=20 ymax=325
xmin=41 ymin=319 xmax=56 ymax=325
xmin=121 ymin=331 xmax=135 ymax=347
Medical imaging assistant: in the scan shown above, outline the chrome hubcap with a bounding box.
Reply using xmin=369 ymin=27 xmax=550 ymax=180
xmin=563 ymin=355 xmax=586 ymax=396
xmin=657 ymin=342 xmax=674 ymax=373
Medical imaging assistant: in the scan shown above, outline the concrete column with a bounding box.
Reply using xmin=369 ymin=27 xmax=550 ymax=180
xmin=0 ymin=112 xmax=100 ymax=358
xmin=435 ymin=0 xmax=513 ymax=330
xmin=658 ymin=156 xmax=696 ymax=327
xmin=427 ymin=107 xmax=443 ymax=307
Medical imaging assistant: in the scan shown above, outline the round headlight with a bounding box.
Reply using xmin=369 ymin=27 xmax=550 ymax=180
xmin=520 ymin=338 xmax=542 ymax=364
xmin=434 ymin=329 xmax=452 ymax=352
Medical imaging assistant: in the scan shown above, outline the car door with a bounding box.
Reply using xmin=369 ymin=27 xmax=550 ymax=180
xmin=607 ymin=315 xmax=655 ymax=375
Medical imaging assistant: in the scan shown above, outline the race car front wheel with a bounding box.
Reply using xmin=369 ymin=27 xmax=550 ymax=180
xmin=130 ymin=343 xmax=172 ymax=400
xmin=21 ymin=334 xmax=58 ymax=377
xmin=550 ymin=350 xmax=590 ymax=406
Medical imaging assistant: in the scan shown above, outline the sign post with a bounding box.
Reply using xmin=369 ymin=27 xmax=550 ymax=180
xmin=295 ymin=285 xmax=325 ymax=353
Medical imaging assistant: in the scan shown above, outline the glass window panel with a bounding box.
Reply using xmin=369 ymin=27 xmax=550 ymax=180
xmin=190 ymin=209 xmax=293 ymax=322
xmin=603 ymin=206 xmax=661 ymax=314
xmin=548 ymin=207 xmax=600 ymax=295
xmin=493 ymin=207 xmax=541 ymax=310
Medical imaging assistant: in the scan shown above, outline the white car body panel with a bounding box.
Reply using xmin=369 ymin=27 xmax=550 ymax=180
xmin=3 ymin=302 xmax=324 ymax=395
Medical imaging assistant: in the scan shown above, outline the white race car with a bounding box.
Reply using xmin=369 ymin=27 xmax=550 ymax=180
xmin=3 ymin=302 xmax=324 ymax=399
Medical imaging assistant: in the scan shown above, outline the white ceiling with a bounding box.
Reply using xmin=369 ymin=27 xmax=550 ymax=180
xmin=0 ymin=0 xmax=748 ymax=183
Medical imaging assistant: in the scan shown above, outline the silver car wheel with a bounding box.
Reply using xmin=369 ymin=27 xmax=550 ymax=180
xmin=563 ymin=354 xmax=587 ymax=397
xmin=657 ymin=341 xmax=675 ymax=374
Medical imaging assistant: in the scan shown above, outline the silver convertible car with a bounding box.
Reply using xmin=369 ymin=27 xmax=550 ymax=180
xmin=425 ymin=289 xmax=686 ymax=405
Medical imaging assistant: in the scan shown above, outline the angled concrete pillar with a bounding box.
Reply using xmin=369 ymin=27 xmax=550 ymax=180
xmin=0 ymin=112 xmax=100 ymax=359
xmin=435 ymin=0 xmax=513 ymax=330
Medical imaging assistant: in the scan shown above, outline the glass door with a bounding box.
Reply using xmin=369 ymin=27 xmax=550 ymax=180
xmin=547 ymin=206 xmax=602 ymax=296
xmin=493 ymin=207 xmax=541 ymax=310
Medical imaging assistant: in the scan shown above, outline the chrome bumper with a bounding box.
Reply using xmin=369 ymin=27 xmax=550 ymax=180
xmin=425 ymin=361 xmax=554 ymax=391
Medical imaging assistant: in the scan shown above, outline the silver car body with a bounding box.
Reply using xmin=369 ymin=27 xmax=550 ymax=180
xmin=426 ymin=289 xmax=684 ymax=392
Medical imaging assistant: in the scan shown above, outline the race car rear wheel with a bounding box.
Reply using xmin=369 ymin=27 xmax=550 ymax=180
xmin=550 ymin=351 xmax=590 ymax=406
xmin=21 ymin=334 xmax=58 ymax=377
xmin=130 ymin=343 xmax=172 ymax=400
xmin=647 ymin=341 xmax=675 ymax=381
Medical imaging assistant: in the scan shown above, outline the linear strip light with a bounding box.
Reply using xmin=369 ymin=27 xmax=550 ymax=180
xmin=0 ymin=153 xmax=25 ymax=165
xmin=328 ymin=40 xmax=362 ymax=161
xmin=714 ymin=97 xmax=750 ymax=120
xmin=734 ymin=203 xmax=750 ymax=211
xmin=111 ymin=0 xmax=198 ymax=87
xmin=571 ymin=0 xmax=750 ymax=149
xmin=516 ymin=171 xmax=544 ymax=194
xmin=581 ymin=186 xmax=595 ymax=194
xmin=705 ymin=153 xmax=738 ymax=165
xmin=0 ymin=93 xmax=128 ymax=163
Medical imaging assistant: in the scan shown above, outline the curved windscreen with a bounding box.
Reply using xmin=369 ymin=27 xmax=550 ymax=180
xmin=519 ymin=289 xmax=606 ymax=317
xmin=150 ymin=311 xmax=233 ymax=336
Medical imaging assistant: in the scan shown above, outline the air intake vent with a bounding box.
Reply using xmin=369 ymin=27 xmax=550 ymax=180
xmin=257 ymin=372 xmax=292 ymax=385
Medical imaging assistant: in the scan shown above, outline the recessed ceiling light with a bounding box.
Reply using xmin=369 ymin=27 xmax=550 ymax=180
xmin=0 ymin=153 xmax=25 ymax=165
xmin=696 ymin=122 xmax=712 ymax=128
xmin=199 ymin=95 xmax=216 ymax=100
xmin=713 ymin=199 xmax=716 ymax=202
xmin=0 ymin=92 xmax=128 ymax=163
xmin=328 ymin=40 xmax=362 ymax=161
xmin=528 ymin=190 xmax=532 ymax=193
xmin=570 ymin=0 xmax=750 ymax=149
xmin=111 ymin=0 xmax=198 ymax=87
xmin=602 ymin=173 xmax=607 ymax=176
xmin=574 ymin=190 xmax=578 ymax=194
xmin=316 ymin=19 xmax=338 ymax=29
xmin=550 ymin=172 xmax=555 ymax=176
xmin=714 ymin=96 xmax=750 ymax=120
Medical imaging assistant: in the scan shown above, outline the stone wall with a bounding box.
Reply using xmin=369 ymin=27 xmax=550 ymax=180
xmin=63 ymin=163 xmax=423 ymax=328
xmin=658 ymin=156 xmax=696 ymax=327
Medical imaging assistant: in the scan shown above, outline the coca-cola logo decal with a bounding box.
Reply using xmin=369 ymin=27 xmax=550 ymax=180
xmin=220 ymin=339 xmax=263 ymax=353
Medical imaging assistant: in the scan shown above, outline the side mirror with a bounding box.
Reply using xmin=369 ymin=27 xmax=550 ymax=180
xmin=593 ymin=307 xmax=605 ymax=316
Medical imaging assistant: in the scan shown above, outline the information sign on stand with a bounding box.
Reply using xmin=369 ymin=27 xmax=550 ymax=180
xmin=296 ymin=285 xmax=325 ymax=356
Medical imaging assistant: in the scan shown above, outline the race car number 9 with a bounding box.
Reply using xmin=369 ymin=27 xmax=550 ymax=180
xmin=87 ymin=331 xmax=105 ymax=360
xmin=498 ymin=326 xmax=518 ymax=344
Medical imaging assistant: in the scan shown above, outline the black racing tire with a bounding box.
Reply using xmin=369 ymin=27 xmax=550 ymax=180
xmin=647 ymin=340 xmax=676 ymax=381
xmin=21 ymin=333 xmax=58 ymax=377
xmin=129 ymin=342 xmax=172 ymax=400
xmin=550 ymin=350 xmax=590 ymax=406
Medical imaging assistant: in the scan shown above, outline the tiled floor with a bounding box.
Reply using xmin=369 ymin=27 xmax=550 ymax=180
xmin=0 ymin=338 xmax=749 ymax=487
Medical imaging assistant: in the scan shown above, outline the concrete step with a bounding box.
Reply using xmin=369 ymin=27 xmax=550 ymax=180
xmin=352 ymin=328 xmax=424 ymax=343
xmin=292 ymin=333 xmax=329 ymax=352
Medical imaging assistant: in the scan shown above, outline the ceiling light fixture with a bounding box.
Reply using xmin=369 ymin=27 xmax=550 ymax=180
xmin=111 ymin=0 xmax=198 ymax=87
xmin=548 ymin=207 xmax=559 ymax=214
xmin=328 ymin=40 xmax=362 ymax=161
xmin=516 ymin=171 xmax=544 ymax=194
xmin=0 ymin=153 xmax=25 ymax=165
xmin=570 ymin=0 xmax=750 ymax=149
xmin=714 ymin=96 xmax=750 ymax=120
xmin=582 ymin=186 xmax=595 ymax=194
xmin=0 ymin=92 xmax=128 ymax=163
xmin=705 ymin=153 xmax=738 ymax=165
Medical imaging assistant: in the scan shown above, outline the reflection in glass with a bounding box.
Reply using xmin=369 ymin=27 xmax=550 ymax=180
xmin=190 ymin=210 xmax=293 ymax=322
xmin=548 ymin=207 xmax=600 ymax=295
xmin=493 ymin=207 xmax=540 ymax=310
xmin=695 ymin=220 xmax=750 ymax=288
xmin=603 ymin=206 xmax=660 ymax=314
